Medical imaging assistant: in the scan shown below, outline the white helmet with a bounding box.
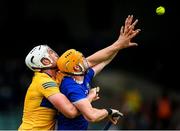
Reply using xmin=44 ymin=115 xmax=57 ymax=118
xmin=25 ymin=45 xmax=56 ymax=71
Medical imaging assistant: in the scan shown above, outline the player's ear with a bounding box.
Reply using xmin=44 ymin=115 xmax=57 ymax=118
xmin=41 ymin=58 xmax=51 ymax=66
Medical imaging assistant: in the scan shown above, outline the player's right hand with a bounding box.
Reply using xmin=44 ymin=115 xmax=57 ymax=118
xmin=111 ymin=109 xmax=123 ymax=117
xmin=108 ymin=109 xmax=123 ymax=124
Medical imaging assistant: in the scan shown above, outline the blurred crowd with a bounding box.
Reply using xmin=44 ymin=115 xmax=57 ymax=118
xmin=118 ymin=88 xmax=180 ymax=130
xmin=0 ymin=58 xmax=180 ymax=130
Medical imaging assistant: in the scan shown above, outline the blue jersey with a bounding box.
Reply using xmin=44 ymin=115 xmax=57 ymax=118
xmin=57 ymin=68 xmax=95 ymax=130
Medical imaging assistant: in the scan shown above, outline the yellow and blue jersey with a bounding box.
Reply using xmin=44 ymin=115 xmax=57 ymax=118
xmin=18 ymin=72 xmax=60 ymax=130
xmin=57 ymin=68 xmax=94 ymax=130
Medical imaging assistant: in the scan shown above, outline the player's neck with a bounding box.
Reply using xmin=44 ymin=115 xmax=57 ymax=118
xmin=73 ymin=76 xmax=84 ymax=84
xmin=42 ymin=69 xmax=57 ymax=80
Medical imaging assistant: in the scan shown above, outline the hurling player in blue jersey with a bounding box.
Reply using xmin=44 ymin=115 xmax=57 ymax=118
xmin=56 ymin=15 xmax=140 ymax=130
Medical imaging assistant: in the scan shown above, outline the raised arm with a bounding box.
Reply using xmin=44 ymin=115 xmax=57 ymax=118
xmin=86 ymin=15 xmax=141 ymax=75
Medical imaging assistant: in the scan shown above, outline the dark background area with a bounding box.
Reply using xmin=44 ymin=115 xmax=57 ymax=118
xmin=0 ymin=0 xmax=178 ymax=90
xmin=0 ymin=0 xmax=179 ymax=129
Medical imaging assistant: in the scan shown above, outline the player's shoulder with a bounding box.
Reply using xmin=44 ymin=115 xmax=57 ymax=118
xmin=62 ymin=76 xmax=76 ymax=84
xmin=84 ymin=68 xmax=94 ymax=80
xmin=86 ymin=68 xmax=94 ymax=75
xmin=61 ymin=76 xmax=78 ymax=87
xmin=35 ymin=72 xmax=58 ymax=88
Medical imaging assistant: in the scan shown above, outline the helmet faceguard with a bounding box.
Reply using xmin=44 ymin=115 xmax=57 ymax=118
xmin=57 ymin=49 xmax=89 ymax=76
xmin=25 ymin=45 xmax=58 ymax=71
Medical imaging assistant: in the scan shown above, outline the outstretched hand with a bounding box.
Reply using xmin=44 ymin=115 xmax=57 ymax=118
xmin=116 ymin=15 xmax=141 ymax=49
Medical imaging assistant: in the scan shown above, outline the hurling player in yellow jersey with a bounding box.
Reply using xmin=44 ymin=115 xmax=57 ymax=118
xmin=18 ymin=45 xmax=81 ymax=130
xmin=18 ymin=15 xmax=140 ymax=130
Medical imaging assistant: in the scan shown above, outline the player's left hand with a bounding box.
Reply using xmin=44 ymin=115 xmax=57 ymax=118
xmin=87 ymin=87 xmax=100 ymax=102
xmin=116 ymin=15 xmax=141 ymax=49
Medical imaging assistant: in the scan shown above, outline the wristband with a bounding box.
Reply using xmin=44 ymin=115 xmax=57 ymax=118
xmin=106 ymin=108 xmax=112 ymax=115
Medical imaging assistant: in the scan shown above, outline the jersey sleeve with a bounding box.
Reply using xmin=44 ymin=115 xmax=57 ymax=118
xmin=65 ymin=84 xmax=87 ymax=103
xmin=39 ymin=81 xmax=60 ymax=98
xmin=85 ymin=68 xmax=95 ymax=82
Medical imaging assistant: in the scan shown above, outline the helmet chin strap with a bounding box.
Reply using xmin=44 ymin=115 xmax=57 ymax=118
xmin=42 ymin=66 xmax=58 ymax=70
xmin=61 ymin=71 xmax=86 ymax=76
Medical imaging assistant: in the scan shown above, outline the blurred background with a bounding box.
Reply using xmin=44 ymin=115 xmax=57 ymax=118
xmin=0 ymin=0 xmax=179 ymax=130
